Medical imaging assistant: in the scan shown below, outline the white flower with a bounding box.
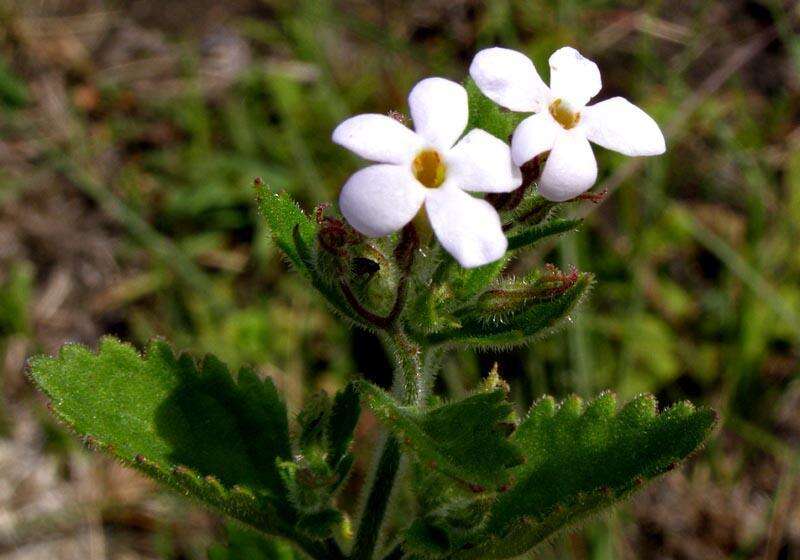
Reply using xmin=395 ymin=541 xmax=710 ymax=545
xmin=333 ymin=77 xmax=522 ymax=268
xmin=470 ymin=46 xmax=666 ymax=202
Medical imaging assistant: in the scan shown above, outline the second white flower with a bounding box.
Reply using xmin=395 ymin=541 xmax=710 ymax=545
xmin=470 ymin=46 xmax=666 ymax=202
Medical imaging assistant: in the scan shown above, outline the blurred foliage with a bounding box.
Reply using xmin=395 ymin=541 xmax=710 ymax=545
xmin=1 ymin=0 xmax=799 ymax=558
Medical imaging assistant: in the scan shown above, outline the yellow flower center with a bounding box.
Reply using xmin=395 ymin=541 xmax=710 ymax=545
xmin=412 ymin=149 xmax=446 ymax=188
xmin=549 ymin=99 xmax=580 ymax=129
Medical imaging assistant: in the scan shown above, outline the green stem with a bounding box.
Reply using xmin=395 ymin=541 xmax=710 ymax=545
xmin=350 ymin=329 xmax=437 ymax=559
xmin=350 ymin=435 xmax=402 ymax=560
xmin=384 ymin=330 xmax=428 ymax=406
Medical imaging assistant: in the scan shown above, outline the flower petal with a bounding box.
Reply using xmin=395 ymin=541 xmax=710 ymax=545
xmin=425 ymin=186 xmax=507 ymax=268
xmin=548 ymin=46 xmax=601 ymax=109
xmin=332 ymin=113 xmax=423 ymax=164
xmin=511 ymin=112 xmax=559 ymax=166
xmin=538 ymin=130 xmax=597 ymax=201
xmin=447 ymin=129 xmax=522 ymax=193
xmin=408 ymin=77 xmax=468 ymax=150
xmin=339 ymin=164 xmax=426 ymax=237
xmin=469 ymin=47 xmax=550 ymax=112
xmin=582 ymin=97 xmax=665 ymax=156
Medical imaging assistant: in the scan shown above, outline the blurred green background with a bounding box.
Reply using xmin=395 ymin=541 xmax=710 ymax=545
xmin=0 ymin=0 xmax=798 ymax=558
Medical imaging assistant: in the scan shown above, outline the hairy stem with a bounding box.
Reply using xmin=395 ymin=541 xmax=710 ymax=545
xmin=384 ymin=330 xmax=427 ymax=405
xmin=350 ymin=327 xmax=436 ymax=559
xmin=350 ymin=435 xmax=401 ymax=560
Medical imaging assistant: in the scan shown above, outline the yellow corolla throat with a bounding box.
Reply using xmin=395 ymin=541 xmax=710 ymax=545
xmin=549 ymin=98 xmax=581 ymax=129
xmin=412 ymin=149 xmax=447 ymax=188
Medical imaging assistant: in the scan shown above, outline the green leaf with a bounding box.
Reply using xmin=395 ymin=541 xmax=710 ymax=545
xmin=297 ymin=391 xmax=331 ymax=451
xmin=507 ymin=218 xmax=582 ymax=251
xmin=404 ymin=493 xmax=493 ymax=557
xmin=357 ymin=381 xmax=523 ymax=487
xmin=326 ymin=381 xmax=360 ymax=471
xmin=255 ymin=183 xmax=317 ymax=278
xmin=453 ymin=392 xmax=716 ymax=559
xmin=465 ymin=79 xmax=526 ymax=142
xmin=253 ymin=184 xmax=367 ymax=328
xmin=28 ymin=338 xmax=296 ymax=534
xmin=450 ymin=257 xmax=509 ymax=303
xmin=276 ymin=383 xmax=359 ymax=538
xmin=427 ymin=273 xmax=593 ymax=348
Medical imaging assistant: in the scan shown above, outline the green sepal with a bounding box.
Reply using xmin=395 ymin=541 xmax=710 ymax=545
xmin=449 ymin=256 xmax=509 ymax=303
xmin=507 ymin=218 xmax=582 ymax=251
xmin=277 ymin=457 xmax=344 ymax=539
xmin=357 ymin=381 xmax=524 ymax=487
xmin=452 ymin=392 xmax=716 ymax=559
xmin=291 ymin=225 xmax=368 ymax=327
xmin=401 ymin=371 xmax=507 ymax=558
xmin=427 ymin=273 xmax=593 ymax=348
xmin=28 ymin=338 xmax=296 ymax=534
xmin=404 ymin=488 xmax=494 ymax=558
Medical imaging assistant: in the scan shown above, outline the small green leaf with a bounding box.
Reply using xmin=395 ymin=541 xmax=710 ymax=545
xmin=507 ymin=218 xmax=582 ymax=251
xmin=255 ymin=183 xmax=317 ymax=278
xmin=276 ymin=459 xmax=343 ymax=538
xmin=253 ymin=184 xmax=370 ymax=328
xmin=358 ymin=382 xmax=523 ymax=487
xmin=297 ymin=391 xmax=331 ymax=451
xmin=453 ymin=392 xmax=716 ymax=559
xmin=450 ymin=256 xmax=509 ymax=303
xmin=428 ymin=273 xmax=593 ymax=347
xmin=29 ymin=338 xmax=295 ymax=534
xmin=277 ymin=383 xmax=360 ymax=534
xmin=326 ymin=382 xmax=360 ymax=470
xmin=465 ymin=79 xmax=526 ymax=141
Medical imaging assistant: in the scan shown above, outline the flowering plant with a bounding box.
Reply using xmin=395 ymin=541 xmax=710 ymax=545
xmin=29 ymin=47 xmax=714 ymax=559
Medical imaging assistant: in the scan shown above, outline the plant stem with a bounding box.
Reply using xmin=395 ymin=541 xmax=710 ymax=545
xmin=350 ymin=327 xmax=433 ymax=559
xmin=350 ymin=435 xmax=401 ymax=560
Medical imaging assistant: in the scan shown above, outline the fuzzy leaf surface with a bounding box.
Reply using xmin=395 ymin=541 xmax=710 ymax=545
xmin=358 ymin=381 xmax=523 ymax=487
xmin=428 ymin=273 xmax=592 ymax=347
xmin=327 ymin=381 xmax=360 ymax=470
xmin=29 ymin=338 xmax=296 ymax=533
xmin=465 ymin=79 xmax=526 ymax=141
xmin=452 ymin=392 xmax=716 ymax=559
xmin=507 ymin=218 xmax=582 ymax=251
xmin=449 ymin=257 xmax=509 ymax=303
xmin=256 ymin=184 xmax=364 ymax=326
xmin=255 ymin=184 xmax=318 ymax=278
